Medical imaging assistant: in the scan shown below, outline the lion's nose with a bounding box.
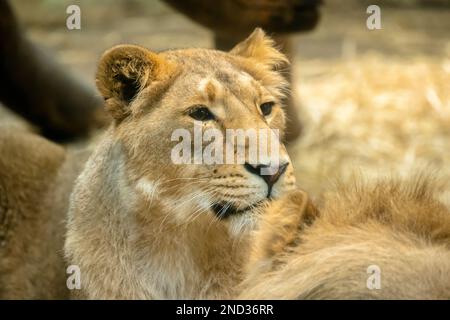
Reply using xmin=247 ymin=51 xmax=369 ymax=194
xmin=244 ymin=162 xmax=289 ymax=194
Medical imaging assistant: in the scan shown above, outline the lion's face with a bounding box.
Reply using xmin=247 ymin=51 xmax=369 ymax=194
xmin=96 ymin=29 xmax=296 ymax=232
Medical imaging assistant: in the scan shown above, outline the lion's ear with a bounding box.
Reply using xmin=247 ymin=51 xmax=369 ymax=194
xmin=229 ymin=28 xmax=289 ymax=70
xmin=96 ymin=45 xmax=173 ymax=120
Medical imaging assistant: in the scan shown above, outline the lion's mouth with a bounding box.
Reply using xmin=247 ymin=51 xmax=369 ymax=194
xmin=211 ymin=201 xmax=266 ymax=219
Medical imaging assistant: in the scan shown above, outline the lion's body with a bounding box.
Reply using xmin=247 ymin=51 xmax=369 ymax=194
xmin=0 ymin=129 xmax=89 ymax=298
xmin=240 ymin=177 xmax=450 ymax=299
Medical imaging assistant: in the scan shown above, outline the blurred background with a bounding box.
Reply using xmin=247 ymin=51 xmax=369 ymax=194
xmin=1 ymin=0 xmax=450 ymax=200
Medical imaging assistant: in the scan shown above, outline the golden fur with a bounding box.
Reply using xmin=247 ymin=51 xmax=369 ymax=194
xmin=0 ymin=129 xmax=89 ymax=298
xmin=239 ymin=176 xmax=450 ymax=299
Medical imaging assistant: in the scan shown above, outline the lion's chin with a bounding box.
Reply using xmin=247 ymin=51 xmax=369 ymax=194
xmin=211 ymin=200 xmax=266 ymax=220
xmin=209 ymin=200 xmax=268 ymax=236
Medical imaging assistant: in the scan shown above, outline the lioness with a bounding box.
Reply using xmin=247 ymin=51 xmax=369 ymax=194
xmin=0 ymin=28 xmax=296 ymax=299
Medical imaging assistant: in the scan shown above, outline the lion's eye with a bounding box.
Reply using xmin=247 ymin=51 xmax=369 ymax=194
xmin=188 ymin=106 xmax=215 ymax=121
xmin=260 ymin=102 xmax=275 ymax=116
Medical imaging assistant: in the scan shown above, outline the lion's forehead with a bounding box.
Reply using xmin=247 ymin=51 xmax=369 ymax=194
xmin=194 ymin=71 xmax=259 ymax=102
xmin=165 ymin=49 xmax=261 ymax=94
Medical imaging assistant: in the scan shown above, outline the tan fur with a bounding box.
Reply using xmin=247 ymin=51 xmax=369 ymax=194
xmin=0 ymin=129 xmax=89 ymax=298
xmin=4 ymin=27 xmax=447 ymax=300
xmin=64 ymin=28 xmax=295 ymax=299
xmin=239 ymin=176 xmax=450 ymax=299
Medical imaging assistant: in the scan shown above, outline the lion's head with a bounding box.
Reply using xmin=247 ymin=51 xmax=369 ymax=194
xmin=95 ymin=28 xmax=296 ymax=233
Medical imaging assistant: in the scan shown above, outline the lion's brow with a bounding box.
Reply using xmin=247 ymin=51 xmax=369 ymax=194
xmin=196 ymin=77 xmax=223 ymax=103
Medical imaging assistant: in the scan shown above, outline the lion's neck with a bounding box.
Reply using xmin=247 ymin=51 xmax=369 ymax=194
xmin=66 ymin=140 xmax=247 ymax=299
xmin=132 ymin=205 xmax=246 ymax=299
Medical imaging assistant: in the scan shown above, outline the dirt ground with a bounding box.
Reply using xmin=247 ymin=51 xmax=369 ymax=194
xmin=2 ymin=0 xmax=450 ymax=200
